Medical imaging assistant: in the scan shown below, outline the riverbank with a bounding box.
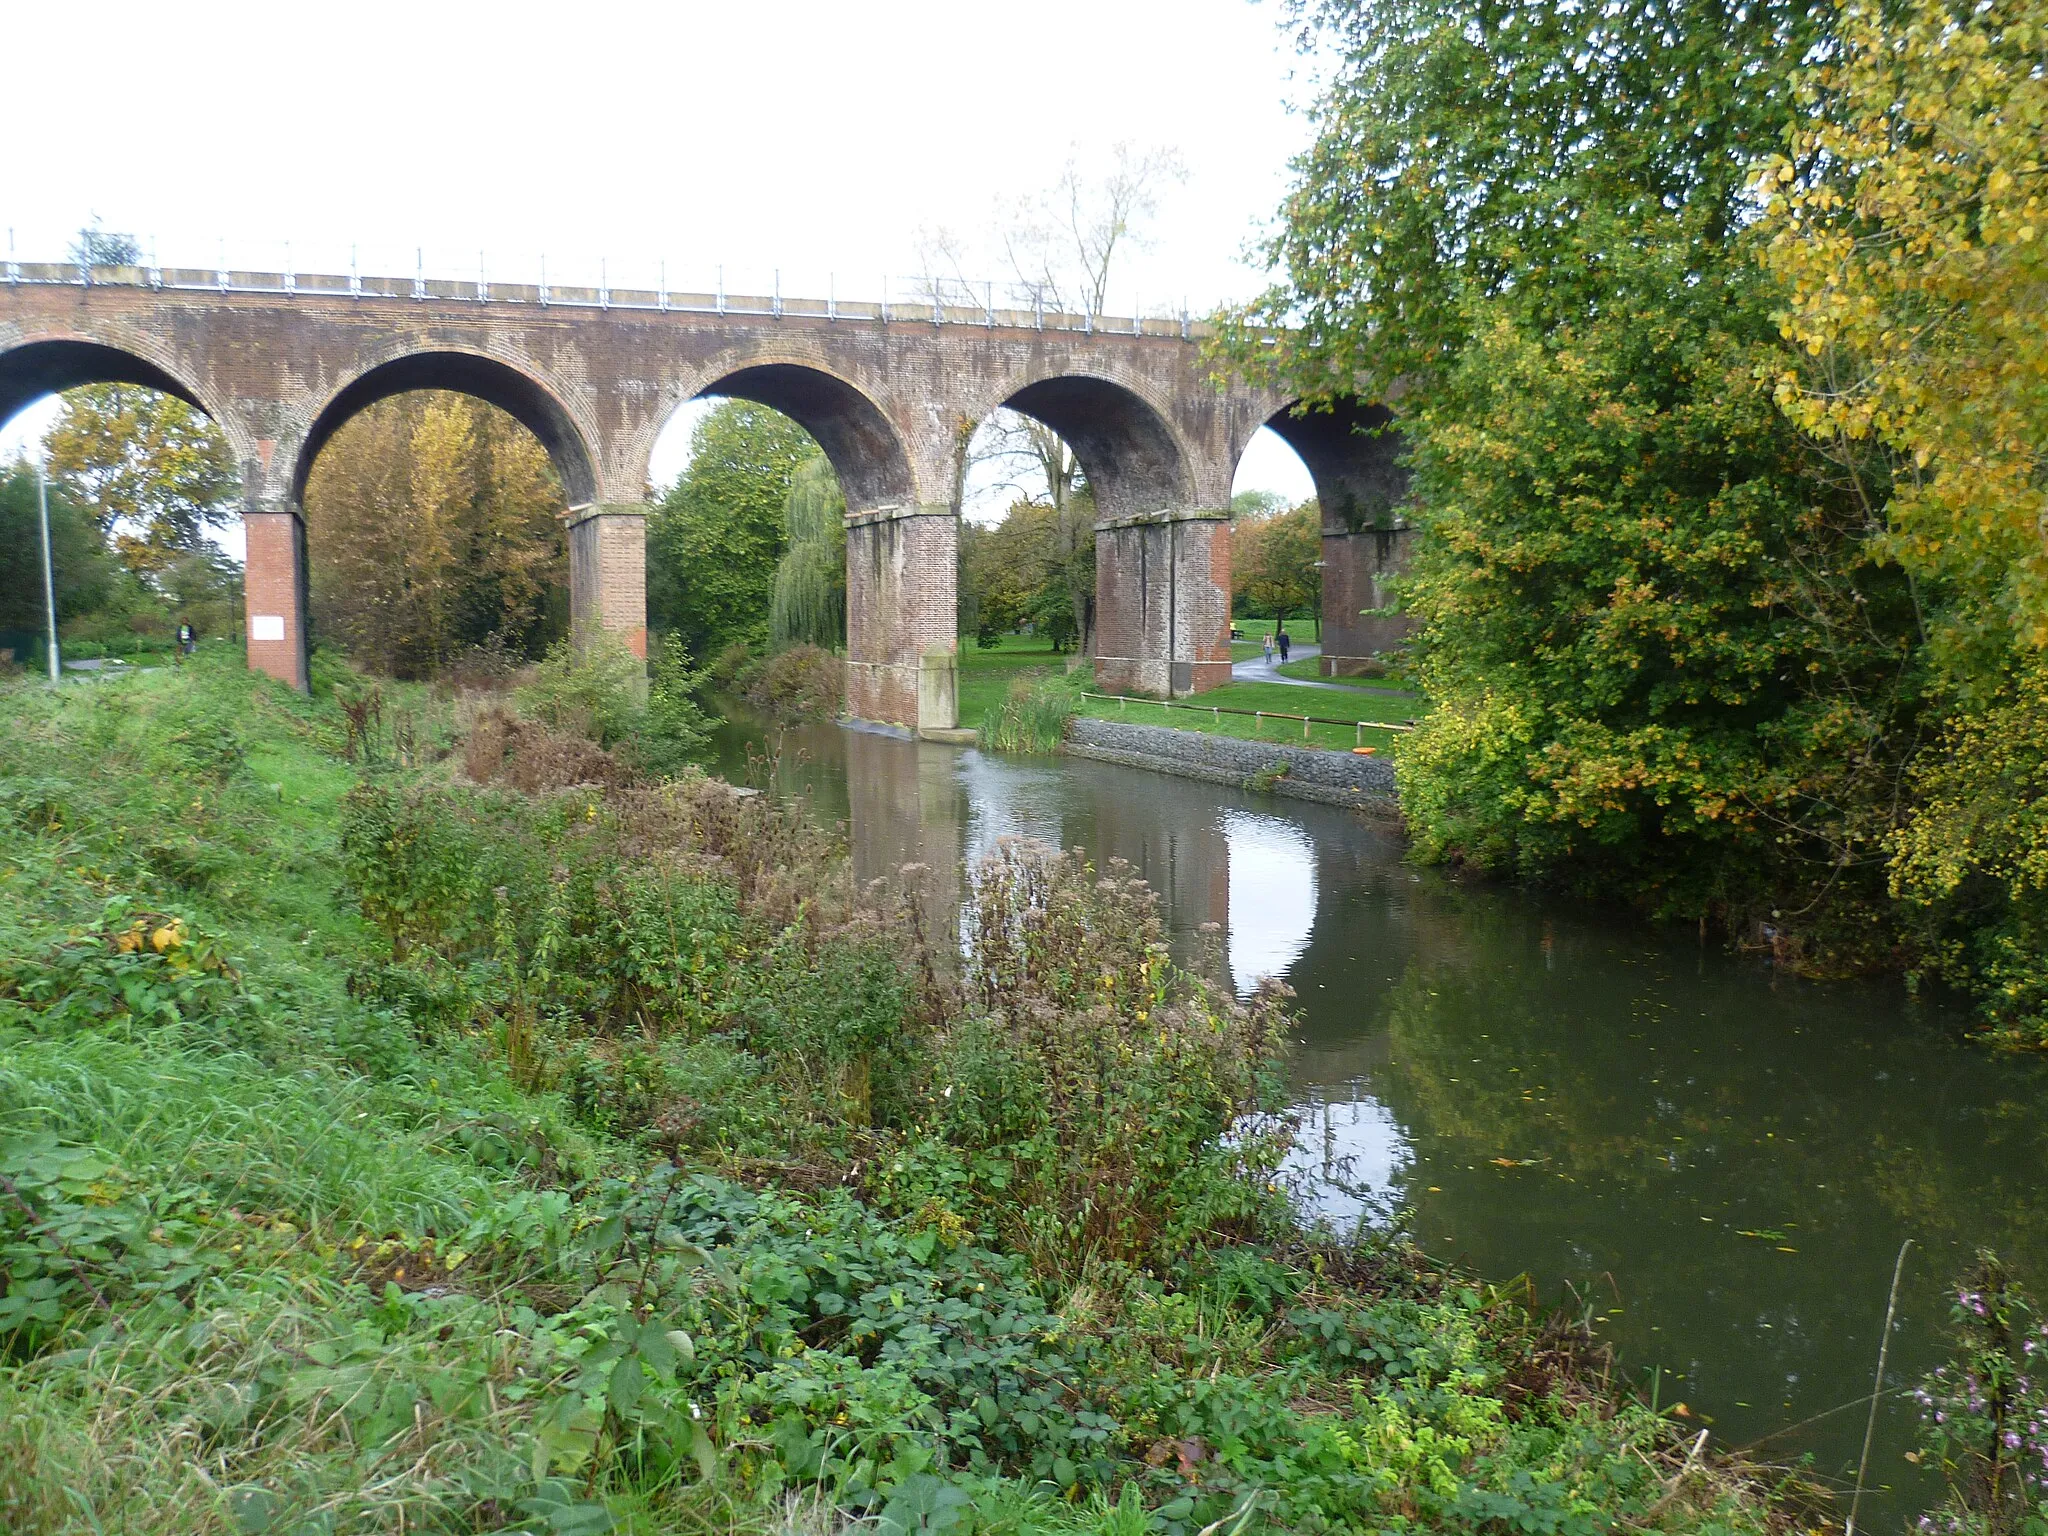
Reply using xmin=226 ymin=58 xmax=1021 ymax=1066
xmin=0 ymin=656 xmax=1788 ymax=1533
xmin=1066 ymin=715 xmax=1401 ymax=814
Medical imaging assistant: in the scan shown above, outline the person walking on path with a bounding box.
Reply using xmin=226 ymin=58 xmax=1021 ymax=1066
xmin=1276 ymin=628 xmax=1292 ymax=663
xmin=1262 ymin=630 xmax=1275 ymax=664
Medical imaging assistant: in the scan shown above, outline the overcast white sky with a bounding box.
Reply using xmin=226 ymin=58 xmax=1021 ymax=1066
xmin=3 ymin=0 xmax=1323 ymax=529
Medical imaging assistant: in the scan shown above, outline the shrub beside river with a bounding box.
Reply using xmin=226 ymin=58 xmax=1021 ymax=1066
xmin=0 ymin=654 xmax=1795 ymax=1533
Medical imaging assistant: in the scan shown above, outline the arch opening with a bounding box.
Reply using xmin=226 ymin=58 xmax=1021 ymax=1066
xmin=0 ymin=341 xmax=244 ymax=668
xmin=995 ymin=376 xmax=1216 ymax=698
xmin=301 ymin=390 xmax=572 ymax=680
xmin=999 ymin=375 xmax=1193 ymax=523
xmin=1227 ymin=422 xmax=1323 ymax=653
xmin=956 ymin=405 xmax=1094 ymax=663
xmin=0 ymin=340 xmax=209 ymax=439
xmin=680 ymin=364 xmax=915 ymax=513
xmin=645 ymin=396 xmax=843 ymax=663
xmin=292 ymin=352 xmax=597 ymax=510
xmin=1245 ymin=399 xmax=1412 ymax=677
xmin=1254 ymin=399 xmax=1404 ymax=532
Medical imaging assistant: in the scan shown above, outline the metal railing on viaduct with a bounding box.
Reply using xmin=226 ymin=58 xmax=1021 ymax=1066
xmin=2 ymin=255 xmax=1414 ymax=731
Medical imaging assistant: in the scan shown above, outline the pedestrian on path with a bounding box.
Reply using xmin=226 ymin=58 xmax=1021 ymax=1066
xmin=1262 ymin=630 xmax=1275 ymax=663
xmin=1276 ymin=628 xmax=1291 ymax=663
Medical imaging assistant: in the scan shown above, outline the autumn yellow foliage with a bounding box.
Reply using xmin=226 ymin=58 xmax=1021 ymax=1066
xmin=1760 ymin=0 xmax=2048 ymax=649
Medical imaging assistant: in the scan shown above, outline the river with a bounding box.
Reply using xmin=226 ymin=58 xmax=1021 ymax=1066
xmin=710 ymin=711 xmax=2048 ymax=1528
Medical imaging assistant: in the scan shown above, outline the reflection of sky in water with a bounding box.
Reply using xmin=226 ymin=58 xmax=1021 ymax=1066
xmin=1283 ymin=1088 xmax=1414 ymax=1232
xmin=954 ymin=749 xmax=1071 ymax=865
xmin=1223 ymin=810 xmax=1317 ymax=998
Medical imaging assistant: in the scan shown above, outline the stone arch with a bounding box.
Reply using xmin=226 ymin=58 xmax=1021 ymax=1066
xmin=1246 ymin=399 xmax=1412 ymax=676
xmin=980 ymin=372 xmax=1219 ymax=698
xmin=663 ymin=357 xmax=919 ymax=513
xmin=290 ymin=349 xmax=599 ymax=509
xmin=995 ymin=371 xmax=1197 ymax=521
xmin=0 ymin=335 xmax=253 ymax=466
xmin=1252 ymin=399 xmax=1405 ymax=531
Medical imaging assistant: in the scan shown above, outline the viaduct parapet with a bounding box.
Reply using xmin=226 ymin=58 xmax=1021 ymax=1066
xmin=2 ymin=262 xmax=1411 ymax=726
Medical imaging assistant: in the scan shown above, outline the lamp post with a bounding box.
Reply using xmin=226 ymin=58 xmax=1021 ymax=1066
xmin=36 ymin=459 xmax=59 ymax=683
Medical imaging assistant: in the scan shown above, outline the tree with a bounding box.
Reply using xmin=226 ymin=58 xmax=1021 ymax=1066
xmin=0 ymin=465 xmax=114 ymax=636
xmin=1761 ymin=0 xmax=2048 ymax=1041
xmin=1233 ymin=499 xmax=1322 ymax=637
xmin=921 ymin=145 xmax=1186 ymax=660
xmin=962 ymin=500 xmax=1062 ymax=647
xmin=305 ymin=391 xmax=566 ymax=677
xmin=1215 ymin=0 xmax=1924 ymax=952
xmin=44 ymin=385 xmax=238 ymax=574
xmin=1760 ymin=0 xmax=2048 ymax=667
xmin=770 ymin=454 xmax=846 ymax=651
xmin=648 ymin=401 xmax=815 ymax=662
xmin=70 ymin=220 xmax=140 ymax=268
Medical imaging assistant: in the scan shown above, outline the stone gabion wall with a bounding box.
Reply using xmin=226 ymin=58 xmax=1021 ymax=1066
xmin=1063 ymin=716 xmax=1399 ymax=812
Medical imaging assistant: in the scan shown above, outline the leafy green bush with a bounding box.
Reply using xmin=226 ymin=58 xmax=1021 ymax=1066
xmin=636 ymin=632 xmax=717 ymax=775
xmin=515 ymin=634 xmax=648 ymax=749
xmin=947 ymin=841 xmax=1290 ymax=1268
xmin=1891 ymin=658 xmax=2048 ymax=1047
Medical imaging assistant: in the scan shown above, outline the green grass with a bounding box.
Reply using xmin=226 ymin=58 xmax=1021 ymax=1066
xmin=1228 ymin=617 xmax=1320 ymax=659
xmin=1078 ymin=677 xmax=1423 ymax=755
xmin=955 ymin=634 xmax=1072 ymax=723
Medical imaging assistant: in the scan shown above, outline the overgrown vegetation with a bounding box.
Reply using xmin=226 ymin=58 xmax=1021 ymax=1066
xmin=1912 ymin=1255 xmax=2048 ymax=1534
xmin=0 ymin=656 xmax=1786 ymax=1533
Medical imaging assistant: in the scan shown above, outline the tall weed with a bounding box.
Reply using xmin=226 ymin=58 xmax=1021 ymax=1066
xmin=978 ymin=676 xmax=1076 ymax=755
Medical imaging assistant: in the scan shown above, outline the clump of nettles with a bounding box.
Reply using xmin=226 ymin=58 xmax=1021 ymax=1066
xmin=1915 ymin=1253 xmax=2048 ymax=1534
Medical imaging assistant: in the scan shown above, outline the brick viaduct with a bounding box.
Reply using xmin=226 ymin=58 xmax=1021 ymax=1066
xmin=1 ymin=262 xmax=1411 ymax=732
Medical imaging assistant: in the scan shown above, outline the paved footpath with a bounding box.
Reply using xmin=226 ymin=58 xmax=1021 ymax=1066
xmin=1231 ymin=642 xmax=1360 ymax=692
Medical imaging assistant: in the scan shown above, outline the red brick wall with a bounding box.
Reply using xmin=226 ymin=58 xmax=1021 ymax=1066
xmin=243 ymin=511 xmax=307 ymax=690
xmin=845 ymin=506 xmax=957 ymax=730
xmin=566 ymin=507 xmax=648 ymax=658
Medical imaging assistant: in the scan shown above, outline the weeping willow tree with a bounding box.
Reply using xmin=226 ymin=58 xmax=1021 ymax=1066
xmin=769 ymin=454 xmax=846 ymax=650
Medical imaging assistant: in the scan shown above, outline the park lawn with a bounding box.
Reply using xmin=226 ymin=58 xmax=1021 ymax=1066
xmin=1230 ymin=616 xmax=1322 ymax=663
xmin=955 ymin=634 xmax=1073 ymax=722
xmin=1076 ymin=676 xmax=1422 ymax=755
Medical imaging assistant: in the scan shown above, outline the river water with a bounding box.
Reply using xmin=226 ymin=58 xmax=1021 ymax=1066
xmin=711 ymin=713 xmax=2048 ymax=1527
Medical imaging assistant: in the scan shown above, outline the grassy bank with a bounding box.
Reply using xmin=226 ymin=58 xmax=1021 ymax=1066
xmin=0 ymin=653 xmax=1787 ymax=1534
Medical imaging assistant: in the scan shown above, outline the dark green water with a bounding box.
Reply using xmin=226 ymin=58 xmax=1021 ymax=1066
xmin=712 ymin=713 xmax=2048 ymax=1528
